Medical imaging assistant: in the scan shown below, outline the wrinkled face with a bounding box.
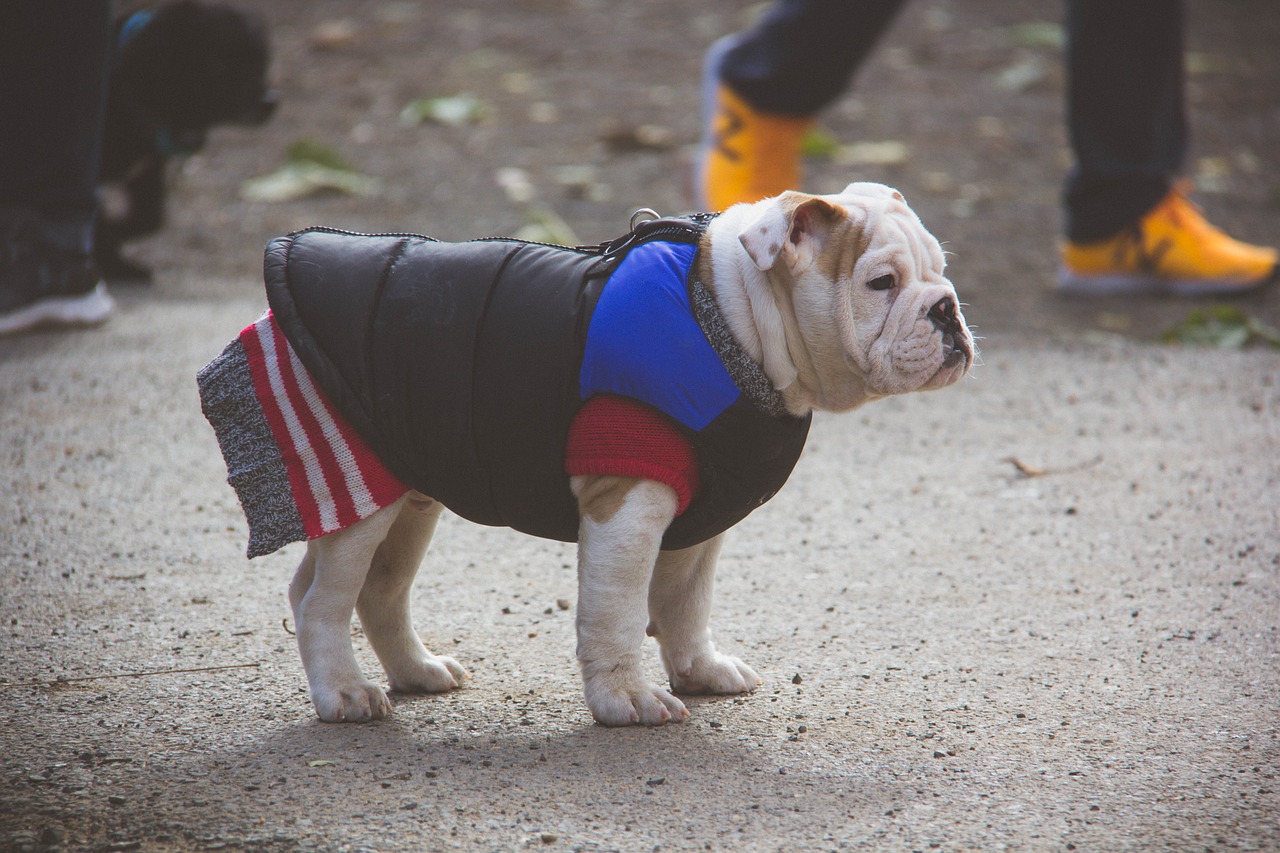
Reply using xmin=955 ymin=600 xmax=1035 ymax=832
xmin=824 ymin=183 xmax=973 ymax=398
xmin=731 ymin=182 xmax=974 ymax=412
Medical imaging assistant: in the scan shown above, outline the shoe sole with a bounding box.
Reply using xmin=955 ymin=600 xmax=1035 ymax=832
xmin=1056 ymin=264 xmax=1279 ymax=298
xmin=0 ymin=281 xmax=115 ymax=335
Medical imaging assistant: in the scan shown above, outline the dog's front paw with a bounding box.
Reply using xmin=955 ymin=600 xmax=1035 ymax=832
xmin=667 ymin=652 xmax=761 ymax=696
xmin=311 ymin=678 xmax=392 ymax=723
xmin=387 ymin=655 xmax=470 ymax=695
xmin=582 ymin=661 xmax=689 ymax=726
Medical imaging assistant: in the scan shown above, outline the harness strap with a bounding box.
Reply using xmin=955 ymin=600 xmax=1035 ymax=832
xmin=589 ymin=212 xmax=716 ymax=258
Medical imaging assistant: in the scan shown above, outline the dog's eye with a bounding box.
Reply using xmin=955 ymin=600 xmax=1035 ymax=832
xmin=867 ymin=274 xmax=895 ymax=291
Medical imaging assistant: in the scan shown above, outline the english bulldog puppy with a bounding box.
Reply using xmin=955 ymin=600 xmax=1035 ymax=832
xmin=198 ymin=182 xmax=974 ymax=726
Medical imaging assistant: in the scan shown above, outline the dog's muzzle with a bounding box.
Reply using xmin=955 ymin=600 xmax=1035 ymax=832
xmin=927 ymin=295 xmax=972 ymax=368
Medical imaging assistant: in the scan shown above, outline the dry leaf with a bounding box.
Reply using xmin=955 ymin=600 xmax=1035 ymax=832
xmin=513 ymin=206 xmax=579 ymax=246
xmin=401 ymin=94 xmax=489 ymax=128
xmin=495 ymin=167 xmax=535 ymax=204
xmin=1163 ymin=307 xmax=1280 ymax=349
xmin=1006 ymin=21 xmax=1065 ymax=50
xmin=834 ymin=140 xmax=909 ymax=167
xmin=1005 ymin=457 xmax=1046 ymax=478
xmin=598 ymin=121 xmax=675 ymax=152
xmin=240 ymin=163 xmax=381 ymax=202
xmin=310 ymin=19 xmax=358 ymax=51
xmin=1186 ymin=52 xmax=1232 ymax=75
xmin=801 ymin=128 xmax=842 ymax=159
xmin=241 ymin=139 xmax=381 ymax=202
xmin=992 ymin=56 xmax=1047 ymax=92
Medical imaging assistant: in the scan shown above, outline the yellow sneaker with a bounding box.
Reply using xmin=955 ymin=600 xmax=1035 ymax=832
xmin=697 ymin=38 xmax=813 ymax=211
xmin=1059 ymin=185 xmax=1278 ymax=297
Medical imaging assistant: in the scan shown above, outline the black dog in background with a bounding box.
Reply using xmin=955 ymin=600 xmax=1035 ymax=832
xmin=99 ymin=1 xmax=277 ymax=281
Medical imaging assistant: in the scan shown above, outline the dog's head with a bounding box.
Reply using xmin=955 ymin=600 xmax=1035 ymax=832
xmin=116 ymin=1 xmax=277 ymax=154
xmin=718 ymin=182 xmax=974 ymax=413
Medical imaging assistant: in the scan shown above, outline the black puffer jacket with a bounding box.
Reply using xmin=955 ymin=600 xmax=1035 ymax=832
xmin=264 ymin=221 xmax=810 ymax=549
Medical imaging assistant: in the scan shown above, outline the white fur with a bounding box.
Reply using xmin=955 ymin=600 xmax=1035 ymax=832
xmin=288 ymin=183 xmax=973 ymax=726
xmin=573 ymin=479 xmax=688 ymax=725
xmin=713 ymin=182 xmax=968 ymax=411
xmin=291 ymin=493 xmax=468 ymax=722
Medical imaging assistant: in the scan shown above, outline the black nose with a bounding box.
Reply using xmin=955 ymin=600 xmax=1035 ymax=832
xmin=927 ymin=296 xmax=959 ymax=333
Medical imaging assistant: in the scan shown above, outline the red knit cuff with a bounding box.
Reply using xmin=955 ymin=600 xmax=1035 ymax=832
xmin=564 ymin=395 xmax=701 ymax=516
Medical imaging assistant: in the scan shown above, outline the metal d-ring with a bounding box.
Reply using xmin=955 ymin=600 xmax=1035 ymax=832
xmin=629 ymin=208 xmax=661 ymax=230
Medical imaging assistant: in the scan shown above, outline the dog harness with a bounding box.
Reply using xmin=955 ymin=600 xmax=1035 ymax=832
xmin=198 ymin=217 xmax=811 ymax=556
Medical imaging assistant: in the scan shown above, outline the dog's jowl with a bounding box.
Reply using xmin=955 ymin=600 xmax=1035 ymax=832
xmin=198 ymin=183 xmax=974 ymax=726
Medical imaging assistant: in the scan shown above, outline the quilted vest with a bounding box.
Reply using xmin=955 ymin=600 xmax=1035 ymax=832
xmin=264 ymin=219 xmax=811 ymax=549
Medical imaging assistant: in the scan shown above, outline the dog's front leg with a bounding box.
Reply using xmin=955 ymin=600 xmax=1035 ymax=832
xmin=649 ymin=535 xmax=761 ymax=696
xmin=572 ymin=475 xmax=689 ymax=726
xmin=290 ymin=502 xmax=402 ymax=723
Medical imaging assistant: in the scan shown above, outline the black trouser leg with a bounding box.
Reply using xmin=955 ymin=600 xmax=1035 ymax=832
xmin=0 ymin=1 xmax=113 ymax=252
xmin=1063 ymin=0 xmax=1185 ymax=243
xmin=719 ymin=0 xmax=907 ymax=117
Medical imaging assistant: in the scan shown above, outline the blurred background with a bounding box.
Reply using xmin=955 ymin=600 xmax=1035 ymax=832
xmin=124 ymin=0 xmax=1280 ymax=344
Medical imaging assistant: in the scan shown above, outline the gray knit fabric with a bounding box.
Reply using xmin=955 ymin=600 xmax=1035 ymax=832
xmin=689 ymin=276 xmax=788 ymax=418
xmin=196 ymin=339 xmax=305 ymax=558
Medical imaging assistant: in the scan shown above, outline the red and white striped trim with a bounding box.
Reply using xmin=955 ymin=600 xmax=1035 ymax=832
xmin=239 ymin=313 xmax=407 ymax=540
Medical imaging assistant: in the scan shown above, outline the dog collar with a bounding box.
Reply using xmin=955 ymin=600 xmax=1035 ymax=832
xmin=689 ymin=275 xmax=789 ymax=418
xmin=592 ymin=211 xmax=718 ymax=259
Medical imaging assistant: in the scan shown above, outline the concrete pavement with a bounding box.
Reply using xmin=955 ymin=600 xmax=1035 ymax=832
xmin=2 ymin=282 xmax=1277 ymax=851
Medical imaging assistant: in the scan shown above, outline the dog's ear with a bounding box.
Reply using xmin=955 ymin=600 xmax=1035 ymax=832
xmin=738 ymin=192 xmax=846 ymax=273
xmin=840 ymin=181 xmax=905 ymax=204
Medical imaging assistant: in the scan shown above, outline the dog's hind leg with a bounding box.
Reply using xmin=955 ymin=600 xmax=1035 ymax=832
xmin=291 ymin=498 xmax=403 ymax=723
xmin=648 ymin=533 xmax=761 ymax=696
xmin=356 ymin=492 xmax=469 ymax=694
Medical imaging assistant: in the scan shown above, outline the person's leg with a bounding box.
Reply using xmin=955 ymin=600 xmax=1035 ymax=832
xmin=720 ymin=0 xmax=906 ymax=118
xmin=699 ymin=0 xmax=906 ymax=210
xmin=1063 ymin=0 xmax=1184 ymax=243
xmin=0 ymin=0 xmax=115 ymax=334
xmin=1059 ymin=0 xmax=1276 ymax=295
